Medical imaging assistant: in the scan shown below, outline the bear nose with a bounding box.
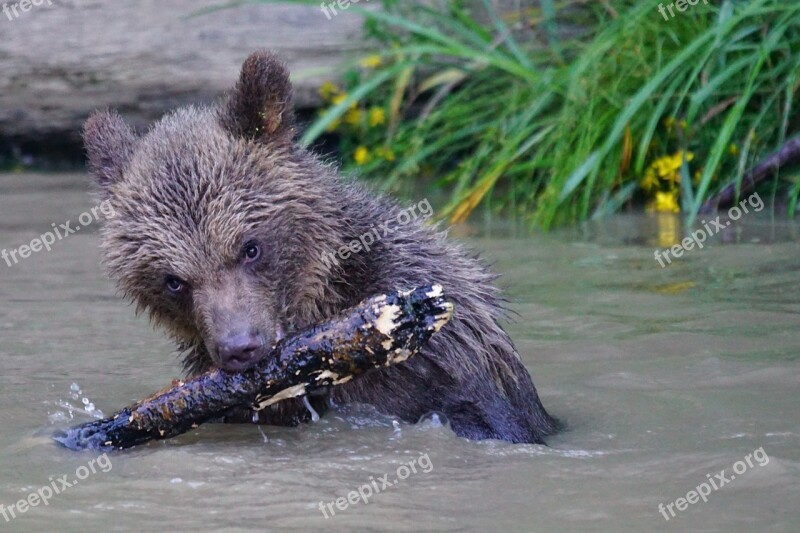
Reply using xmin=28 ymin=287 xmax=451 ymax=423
xmin=217 ymin=331 xmax=264 ymax=371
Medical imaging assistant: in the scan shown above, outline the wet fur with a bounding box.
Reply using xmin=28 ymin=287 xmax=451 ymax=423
xmin=84 ymin=51 xmax=558 ymax=444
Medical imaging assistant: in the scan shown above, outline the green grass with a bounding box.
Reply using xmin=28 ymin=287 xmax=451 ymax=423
xmin=239 ymin=0 xmax=800 ymax=228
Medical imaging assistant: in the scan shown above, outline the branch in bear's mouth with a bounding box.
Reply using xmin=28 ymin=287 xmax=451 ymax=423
xmin=54 ymin=285 xmax=454 ymax=451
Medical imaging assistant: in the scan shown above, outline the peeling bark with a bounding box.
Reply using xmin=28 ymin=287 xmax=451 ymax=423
xmin=55 ymin=285 xmax=453 ymax=451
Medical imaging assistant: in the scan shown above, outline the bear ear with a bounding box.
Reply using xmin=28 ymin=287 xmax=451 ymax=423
xmin=221 ymin=51 xmax=295 ymax=143
xmin=83 ymin=110 xmax=137 ymax=192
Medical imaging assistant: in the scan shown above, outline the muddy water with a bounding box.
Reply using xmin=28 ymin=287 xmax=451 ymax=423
xmin=1 ymin=173 xmax=798 ymax=532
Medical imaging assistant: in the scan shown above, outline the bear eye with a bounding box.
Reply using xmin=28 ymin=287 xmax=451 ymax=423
xmin=165 ymin=276 xmax=187 ymax=294
xmin=242 ymin=241 xmax=261 ymax=263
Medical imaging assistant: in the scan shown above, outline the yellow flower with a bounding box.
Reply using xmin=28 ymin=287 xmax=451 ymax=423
xmin=331 ymin=93 xmax=348 ymax=106
xmin=368 ymin=106 xmax=386 ymax=127
xmin=729 ymin=143 xmax=739 ymax=156
xmin=641 ymin=168 xmax=659 ymax=192
xmin=648 ymin=151 xmax=694 ymax=185
xmin=319 ymin=81 xmax=340 ymax=101
xmin=359 ymin=55 xmax=382 ymax=69
xmin=354 ymin=146 xmax=370 ymax=165
xmin=651 ymin=190 xmax=680 ymax=213
xmin=663 ymin=117 xmax=688 ymax=135
xmin=375 ymin=146 xmax=396 ymax=161
xmin=344 ymin=107 xmax=363 ymax=125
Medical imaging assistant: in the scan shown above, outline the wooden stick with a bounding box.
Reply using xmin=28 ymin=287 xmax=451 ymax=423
xmin=54 ymin=286 xmax=453 ymax=451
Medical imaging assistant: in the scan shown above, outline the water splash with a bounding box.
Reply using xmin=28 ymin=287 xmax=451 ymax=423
xmin=47 ymin=382 xmax=105 ymax=423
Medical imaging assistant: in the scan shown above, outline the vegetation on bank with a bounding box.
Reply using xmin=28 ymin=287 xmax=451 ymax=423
xmin=241 ymin=1 xmax=800 ymax=227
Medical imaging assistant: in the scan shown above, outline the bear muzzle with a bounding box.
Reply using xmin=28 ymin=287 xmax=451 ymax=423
xmin=215 ymin=329 xmax=268 ymax=371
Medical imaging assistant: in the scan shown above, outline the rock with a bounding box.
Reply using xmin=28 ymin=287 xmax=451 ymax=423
xmin=0 ymin=0 xmax=371 ymax=142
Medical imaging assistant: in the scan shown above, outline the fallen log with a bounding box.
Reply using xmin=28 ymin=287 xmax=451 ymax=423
xmin=54 ymin=285 xmax=453 ymax=451
xmin=700 ymin=134 xmax=800 ymax=213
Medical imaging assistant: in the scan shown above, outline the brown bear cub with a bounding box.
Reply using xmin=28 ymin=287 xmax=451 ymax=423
xmin=83 ymin=51 xmax=558 ymax=444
